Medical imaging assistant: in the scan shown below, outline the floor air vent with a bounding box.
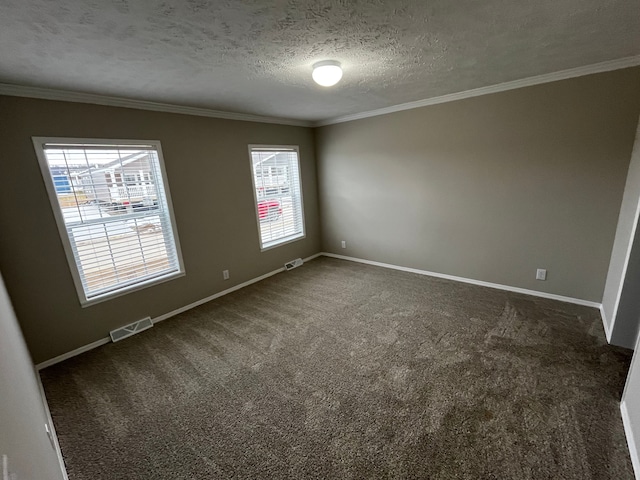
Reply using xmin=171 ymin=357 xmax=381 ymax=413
xmin=110 ymin=317 xmax=153 ymax=343
xmin=284 ymin=258 xmax=304 ymax=271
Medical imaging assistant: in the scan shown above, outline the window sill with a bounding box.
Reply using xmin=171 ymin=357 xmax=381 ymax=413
xmin=80 ymin=270 xmax=185 ymax=308
xmin=260 ymin=233 xmax=306 ymax=252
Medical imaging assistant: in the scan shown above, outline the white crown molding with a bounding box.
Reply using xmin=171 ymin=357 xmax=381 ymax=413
xmin=2 ymin=56 xmax=638 ymax=131
xmin=315 ymin=55 xmax=640 ymax=127
xmin=0 ymin=83 xmax=313 ymax=128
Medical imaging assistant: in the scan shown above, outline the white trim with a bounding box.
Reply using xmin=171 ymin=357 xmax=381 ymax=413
xmin=607 ymin=165 xmax=640 ymax=342
xmin=35 ymin=370 xmax=70 ymax=480
xmin=2 ymin=58 xmax=637 ymax=129
xmin=622 ymin=330 xmax=640 ymax=410
xmin=600 ymin=304 xmax=613 ymax=342
xmin=621 ymin=401 xmax=640 ymax=480
xmin=260 ymin=233 xmax=306 ymax=252
xmin=35 ymin=252 xmax=322 ymax=370
xmin=35 ymin=249 xmax=601 ymax=369
xmin=152 ymin=265 xmax=286 ymax=324
xmin=153 ymin=252 xmax=322 ymax=325
xmin=248 ymin=145 xmax=306 ymax=251
xmin=32 ymin=137 xmax=186 ymax=307
xmin=321 ymin=252 xmax=601 ymax=308
xmin=315 ymin=56 xmax=640 ymax=126
xmin=35 ymin=250 xmax=598 ymax=370
xmin=0 ymin=83 xmax=312 ymax=127
xmin=620 ymin=332 xmax=640 ymax=479
xmin=35 ymin=337 xmax=111 ymax=370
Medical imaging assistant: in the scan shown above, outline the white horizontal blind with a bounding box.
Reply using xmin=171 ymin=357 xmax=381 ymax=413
xmin=36 ymin=141 xmax=183 ymax=303
xmin=250 ymin=146 xmax=305 ymax=249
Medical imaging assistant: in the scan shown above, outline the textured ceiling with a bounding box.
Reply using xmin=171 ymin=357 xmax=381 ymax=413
xmin=0 ymin=0 xmax=638 ymax=122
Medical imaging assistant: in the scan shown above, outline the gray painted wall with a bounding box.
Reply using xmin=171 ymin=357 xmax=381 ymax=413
xmin=603 ymin=120 xmax=640 ymax=349
xmin=2 ymin=68 xmax=640 ymax=365
xmin=0 ymin=96 xmax=321 ymax=364
xmin=0 ymin=272 xmax=66 ymax=480
xmin=316 ymin=67 xmax=640 ymax=303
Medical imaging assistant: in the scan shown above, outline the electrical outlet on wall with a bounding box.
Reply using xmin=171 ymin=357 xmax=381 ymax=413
xmin=223 ymin=270 xmax=230 ymax=280
xmin=341 ymin=240 xmax=346 ymax=248
xmin=536 ymin=269 xmax=547 ymax=281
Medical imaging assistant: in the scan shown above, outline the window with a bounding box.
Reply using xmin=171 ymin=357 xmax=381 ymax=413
xmin=249 ymin=145 xmax=305 ymax=250
xmin=33 ymin=138 xmax=184 ymax=305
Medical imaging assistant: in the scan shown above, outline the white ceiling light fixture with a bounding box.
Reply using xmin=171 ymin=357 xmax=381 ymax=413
xmin=312 ymin=60 xmax=343 ymax=87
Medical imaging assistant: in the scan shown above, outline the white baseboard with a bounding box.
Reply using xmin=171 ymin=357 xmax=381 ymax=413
xmin=321 ymin=252 xmax=601 ymax=308
xmin=32 ymin=249 xmax=626 ymax=477
xmin=152 ymin=252 xmax=321 ymax=325
xmin=35 ymin=369 xmax=69 ymax=479
xmin=622 ymin=401 xmax=640 ymax=479
xmin=35 ymin=253 xmax=322 ymax=370
xmin=151 ymin=266 xmax=284 ymax=325
xmin=35 ymin=251 xmax=602 ymax=370
xmin=35 ymin=337 xmax=112 ymax=371
xmin=600 ymin=305 xmax=614 ymax=342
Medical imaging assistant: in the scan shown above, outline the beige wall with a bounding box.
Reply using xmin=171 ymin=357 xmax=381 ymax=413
xmin=0 ymin=272 xmax=66 ymax=480
xmin=0 ymin=96 xmax=321 ymax=364
xmin=316 ymin=67 xmax=640 ymax=303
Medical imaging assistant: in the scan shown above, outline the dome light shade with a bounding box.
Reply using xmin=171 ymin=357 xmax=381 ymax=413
xmin=312 ymin=60 xmax=343 ymax=87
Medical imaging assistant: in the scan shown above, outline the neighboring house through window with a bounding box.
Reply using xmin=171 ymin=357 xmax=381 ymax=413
xmin=33 ymin=138 xmax=184 ymax=305
xmin=249 ymin=145 xmax=305 ymax=250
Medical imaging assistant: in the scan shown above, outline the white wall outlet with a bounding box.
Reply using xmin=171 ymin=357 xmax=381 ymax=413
xmin=536 ymin=269 xmax=547 ymax=281
xmin=341 ymin=240 xmax=346 ymax=248
xmin=223 ymin=269 xmax=229 ymax=280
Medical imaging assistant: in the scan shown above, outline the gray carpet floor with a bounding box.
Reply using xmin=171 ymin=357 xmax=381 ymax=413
xmin=41 ymin=257 xmax=634 ymax=479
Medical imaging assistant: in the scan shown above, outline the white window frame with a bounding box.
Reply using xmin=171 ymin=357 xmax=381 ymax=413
xmin=248 ymin=145 xmax=306 ymax=251
xmin=32 ymin=137 xmax=185 ymax=306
